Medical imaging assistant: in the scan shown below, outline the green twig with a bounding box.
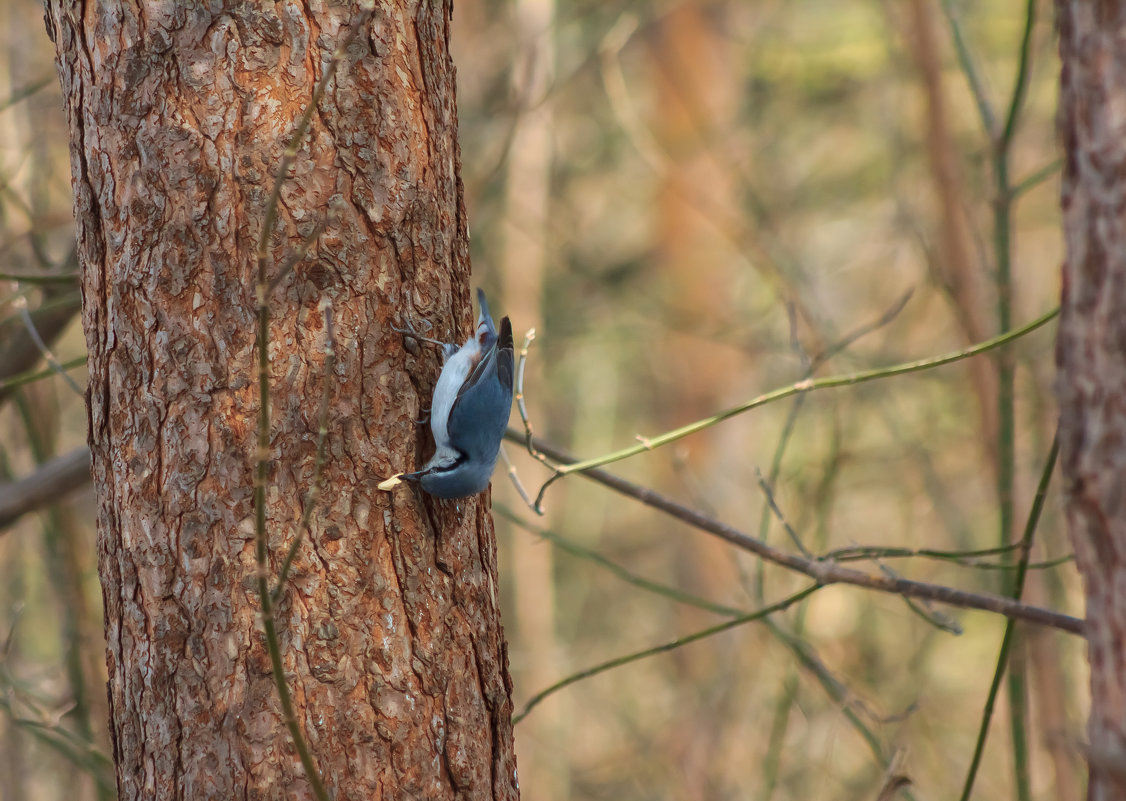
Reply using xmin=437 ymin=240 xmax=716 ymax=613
xmin=1011 ymin=159 xmax=1061 ymax=198
xmin=992 ymin=4 xmax=1038 ymax=796
xmin=272 ymin=301 xmax=337 ymax=604
xmin=252 ymin=10 xmax=373 ymax=801
xmin=0 ymin=272 xmax=78 ymax=285
xmin=999 ymin=0 xmax=1037 ymax=152
xmin=535 ymin=308 xmax=1058 ymax=502
xmin=959 ymin=433 xmax=1058 ymax=801
xmin=0 ymin=76 xmax=54 ymax=114
xmin=512 ymin=585 xmax=821 ymax=725
xmin=495 ymin=503 xmax=745 ymax=617
xmin=495 ymin=504 xmax=899 ymax=786
xmin=753 ymin=390 xmax=808 ymax=603
xmin=939 ymin=0 xmax=997 ymax=136
xmin=0 ymin=356 xmax=87 ymax=392
xmin=0 ymin=695 xmax=114 ymax=792
xmin=765 ymin=618 xmax=890 ymax=761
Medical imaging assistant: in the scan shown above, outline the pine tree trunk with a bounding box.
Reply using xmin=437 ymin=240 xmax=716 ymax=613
xmin=1056 ymin=3 xmax=1126 ymax=800
xmin=44 ymin=3 xmax=518 ymax=799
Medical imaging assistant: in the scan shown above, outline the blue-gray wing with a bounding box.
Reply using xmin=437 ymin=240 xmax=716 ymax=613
xmin=447 ymin=316 xmax=514 ymax=461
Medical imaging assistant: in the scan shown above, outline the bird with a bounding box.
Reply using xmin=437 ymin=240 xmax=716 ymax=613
xmin=379 ymin=289 xmax=513 ymax=499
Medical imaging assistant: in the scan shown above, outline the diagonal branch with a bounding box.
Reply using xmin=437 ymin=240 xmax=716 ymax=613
xmin=0 ymin=447 xmax=91 ymax=532
xmin=508 ymin=432 xmax=1084 ymax=636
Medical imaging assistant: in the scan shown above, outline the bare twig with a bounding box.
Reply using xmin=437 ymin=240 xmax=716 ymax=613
xmin=507 ymin=431 xmax=1083 ymax=636
xmin=755 ymin=469 xmax=812 ymax=559
xmin=498 ymin=445 xmax=537 ymax=510
xmin=822 ymin=542 xmax=1071 ymax=571
xmin=515 ymin=327 xmax=544 ymax=461
xmin=815 ymin=288 xmax=913 ymax=367
xmin=510 ymin=326 xmax=558 ymax=513
xmin=12 ymin=294 xmax=83 ymax=396
xmin=0 ymin=447 xmax=91 ymax=532
xmin=760 ymin=467 xmax=963 ymax=635
xmin=939 ymin=0 xmax=997 ymax=137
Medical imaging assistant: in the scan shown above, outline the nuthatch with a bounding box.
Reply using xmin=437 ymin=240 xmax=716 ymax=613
xmin=379 ymin=289 xmax=513 ymax=499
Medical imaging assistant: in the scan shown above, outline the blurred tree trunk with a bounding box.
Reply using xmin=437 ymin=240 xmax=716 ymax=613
xmin=1056 ymin=3 xmax=1126 ymax=800
xmin=44 ymin=3 xmax=518 ymax=800
xmin=496 ymin=0 xmax=562 ymax=797
xmin=649 ymin=6 xmax=743 ymax=793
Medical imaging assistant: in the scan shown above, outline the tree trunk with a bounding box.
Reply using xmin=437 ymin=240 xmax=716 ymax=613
xmin=1056 ymin=3 xmax=1126 ymax=800
xmin=44 ymin=3 xmax=518 ymax=799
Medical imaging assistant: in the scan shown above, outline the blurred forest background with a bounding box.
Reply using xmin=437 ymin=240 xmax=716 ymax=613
xmin=0 ymin=0 xmax=1080 ymax=800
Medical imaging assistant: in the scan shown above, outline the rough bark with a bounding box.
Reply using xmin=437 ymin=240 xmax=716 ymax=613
xmin=44 ymin=3 xmax=518 ymax=800
xmin=1056 ymin=3 xmax=1126 ymax=800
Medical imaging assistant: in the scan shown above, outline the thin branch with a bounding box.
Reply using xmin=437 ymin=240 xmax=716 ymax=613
xmin=815 ymin=288 xmax=913 ymax=367
xmin=1011 ymin=159 xmax=1061 ymax=199
xmin=0 ymin=272 xmax=78 ymax=285
xmin=752 ymin=297 xmax=920 ymax=798
xmin=875 ymin=560 xmax=963 ymax=635
xmin=0 ymin=447 xmax=91 ymax=532
xmin=511 ymin=326 xmax=565 ymax=513
xmin=765 ymin=616 xmax=903 ymax=752
xmin=825 ymin=542 xmax=1072 ymax=572
xmin=272 ymin=299 xmax=337 ymax=604
xmin=755 ymin=470 xmax=813 ymax=558
xmin=0 ymin=75 xmax=54 ymax=114
xmin=960 ymin=432 xmax=1058 ymax=801
xmin=505 ymin=326 xmax=547 ymax=511
xmin=939 ymin=0 xmax=997 ymax=137
xmin=498 ymin=502 xmax=913 ymax=772
xmin=0 ymin=284 xmax=81 ymax=407
xmin=12 ymin=295 xmax=83 ymax=396
xmin=498 ymin=445 xmax=537 ymax=510
xmin=0 ymin=695 xmax=114 ymax=792
xmin=512 ymin=584 xmax=821 ymax=724
xmin=999 ymin=0 xmax=1037 ymax=152
xmin=763 ymin=463 xmax=963 ymax=639
xmin=534 ymin=308 xmax=1058 ymax=503
xmin=0 ymin=356 xmax=87 ymax=394
xmin=495 ymin=503 xmax=745 ymax=617
xmin=507 ymin=432 xmax=1084 ymax=636
xmin=987 ymin=4 xmax=1039 ymax=796
xmin=514 ymin=327 xmax=545 ymax=461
